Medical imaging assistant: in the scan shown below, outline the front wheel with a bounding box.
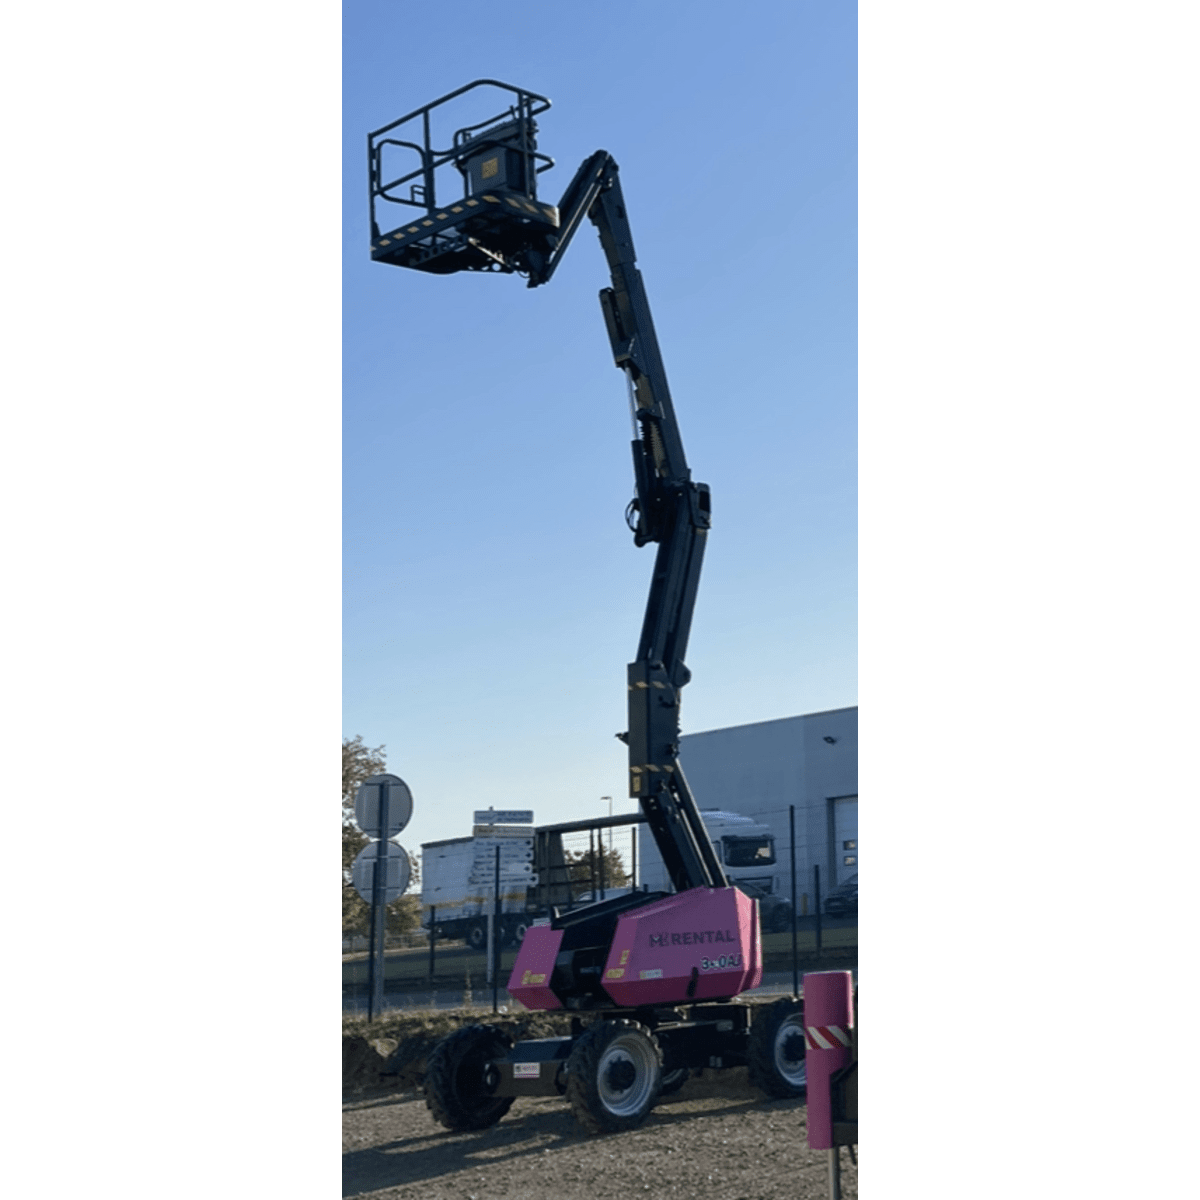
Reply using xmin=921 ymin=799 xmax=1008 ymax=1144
xmin=747 ymin=998 xmax=807 ymax=1098
xmin=424 ymin=1025 xmax=515 ymax=1131
xmin=466 ymin=923 xmax=487 ymax=950
xmin=566 ymin=1020 xmax=662 ymax=1134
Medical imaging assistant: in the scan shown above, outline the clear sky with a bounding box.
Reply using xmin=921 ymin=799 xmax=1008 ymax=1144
xmin=342 ymin=1 xmax=857 ymax=852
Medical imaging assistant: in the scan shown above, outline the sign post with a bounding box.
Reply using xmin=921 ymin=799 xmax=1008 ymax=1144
xmin=369 ymin=785 xmax=390 ymax=1022
xmin=353 ymin=774 xmax=413 ymax=1021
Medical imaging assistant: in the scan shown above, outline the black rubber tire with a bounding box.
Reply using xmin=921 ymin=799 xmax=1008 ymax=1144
xmin=466 ymin=923 xmax=486 ymax=951
xmin=501 ymin=920 xmax=529 ymax=948
xmin=747 ymin=998 xmax=808 ymax=1098
xmin=565 ymin=1020 xmax=662 ymax=1134
xmin=658 ymin=1067 xmax=689 ymax=1096
xmin=424 ymin=1024 xmax=516 ymax=1131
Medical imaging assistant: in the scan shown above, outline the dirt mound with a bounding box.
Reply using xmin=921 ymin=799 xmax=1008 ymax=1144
xmin=342 ymin=1009 xmax=575 ymax=1096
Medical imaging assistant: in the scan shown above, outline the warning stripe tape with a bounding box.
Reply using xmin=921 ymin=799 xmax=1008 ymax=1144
xmin=805 ymin=1024 xmax=853 ymax=1051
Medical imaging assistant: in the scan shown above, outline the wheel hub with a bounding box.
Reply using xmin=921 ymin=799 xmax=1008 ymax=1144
xmin=781 ymin=1030 xmax=806 ymax=1065
xmin=605 ymin=1057 xmax=637 ymax=1092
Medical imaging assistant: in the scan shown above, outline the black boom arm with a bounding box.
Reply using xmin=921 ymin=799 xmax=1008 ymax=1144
xmin=532 ymin=154 xmax=727 ymax=895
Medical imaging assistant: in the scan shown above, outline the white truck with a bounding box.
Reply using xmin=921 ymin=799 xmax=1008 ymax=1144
xmin=421 ymin=822 xmax=541 ymax=950
xmin=637 ymin=809 xmax=793 ymax=931
xmin=422 ymin=809 xmax=641 ymax=948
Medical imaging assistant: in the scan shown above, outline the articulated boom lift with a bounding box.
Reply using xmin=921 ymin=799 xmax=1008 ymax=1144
xmin=369 ymin=81 xmax=807 ymax=1134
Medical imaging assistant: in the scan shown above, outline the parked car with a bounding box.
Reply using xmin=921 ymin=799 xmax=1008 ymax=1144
xmin=733 ymin=880 xmax=794 ymax=933
xmin=823 ymin=873 xmax=857 ymax=916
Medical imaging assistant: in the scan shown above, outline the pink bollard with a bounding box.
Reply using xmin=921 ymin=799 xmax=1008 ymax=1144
xmin=803 ymin=970 xmax=854 ymax=1150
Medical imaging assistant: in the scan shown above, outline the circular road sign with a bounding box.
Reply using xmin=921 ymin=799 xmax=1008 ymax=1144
xmin=354 ymin=774 xmax=413 ymax=839
xmin=352 ymin=841 xmax=412 ymax=905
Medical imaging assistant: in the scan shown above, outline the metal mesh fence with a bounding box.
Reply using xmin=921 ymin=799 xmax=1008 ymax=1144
xmin=343 ymin=805 xmax=856 ymax=1014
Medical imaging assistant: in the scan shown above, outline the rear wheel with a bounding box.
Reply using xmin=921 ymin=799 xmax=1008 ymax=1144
xmin=566 ymin=1020 xmax=662 ymax=1134
xmin=748 ymin=998 xmax=807 ymax=1097
xmin=424 ymin=1025 xmax=515 ymax=1131
xmin=466 ymin=923 xmax=486 ymax=950
xmin=501 ymin=919 xmax=529 ymax=948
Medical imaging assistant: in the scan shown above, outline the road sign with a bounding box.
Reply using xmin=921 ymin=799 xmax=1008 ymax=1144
xmin=355 ymin=774 xmax=413 ymax=838
xmin=474 ymin=809 xmax=534 ymax=825
xmin=469 ymin=864 xmax=536 ymax=880
xmin=472 ymin=838 xmax=534 ymax=857
xmin=352 ymin=842 xmax=412 ymax=904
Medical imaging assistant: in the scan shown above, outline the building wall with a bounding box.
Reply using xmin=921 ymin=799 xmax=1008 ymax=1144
xmin=675 ymin=707 xmax=858 ymax=909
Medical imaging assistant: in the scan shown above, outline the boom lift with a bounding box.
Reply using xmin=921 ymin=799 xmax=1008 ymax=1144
xmin=368 ymin=81 xmax=807 ymax=1133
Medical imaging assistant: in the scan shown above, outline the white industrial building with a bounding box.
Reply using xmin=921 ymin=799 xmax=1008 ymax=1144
xmin=641 ymin=707 xmax=858 ymax=913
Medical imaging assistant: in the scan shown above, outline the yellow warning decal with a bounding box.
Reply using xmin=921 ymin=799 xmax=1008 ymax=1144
xmin=481 ymin=156 xmax=499 ymax=179
xmin=605 ymin=968 xmax=625 ymax=980
xmin=619 ymin=949 xmax=630 ymax=965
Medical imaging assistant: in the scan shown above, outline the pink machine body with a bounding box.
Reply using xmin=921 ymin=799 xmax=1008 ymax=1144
xmin=507 ymin=924 xmax=565 ymax=1010
xmin=508 ymin=887 xmax=762 ymax=1010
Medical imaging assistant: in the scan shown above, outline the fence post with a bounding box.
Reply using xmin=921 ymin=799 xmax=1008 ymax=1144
xmin=492 ymin=844 xmax=501 ymax=1012
xmin=428 ymin=904 xmax=437 ymax=985
xmin=814 ymin=864 xmax=823 ymax=960
xmin=789 ymin=805 xmax=799 ymax=995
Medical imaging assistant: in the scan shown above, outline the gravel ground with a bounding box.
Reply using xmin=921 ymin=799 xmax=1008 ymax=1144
xmin=343 ymin=1068 xmax=857 ymax=1200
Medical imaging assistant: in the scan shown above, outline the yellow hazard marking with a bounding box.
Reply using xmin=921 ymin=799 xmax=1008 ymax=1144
xmin=451 ymin=206 xmax=464 ymax=213
xmin=482 ymin=195 xmax=500 ymax=203
xmin=481 ymin=156 xmax=499 ymax=179
xmin=407 ymin=226 xmax=419 ymax=233
xmin=466 ymin=198 xmax=480 ymax=206
xmin=619 ymin=949 xmax=630 ymax=965
xmin=422 ymin=220 xmax=434 ymax=226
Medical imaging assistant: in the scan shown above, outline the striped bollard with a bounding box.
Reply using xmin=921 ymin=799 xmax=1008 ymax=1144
xmin=803 ymin=969 xmax=854 ymax=1150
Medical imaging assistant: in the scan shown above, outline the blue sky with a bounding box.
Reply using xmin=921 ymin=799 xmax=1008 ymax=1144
xmin=343 ymin=1 xmax=857 ymax=850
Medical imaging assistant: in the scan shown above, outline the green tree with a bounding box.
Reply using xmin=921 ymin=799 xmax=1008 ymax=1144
xmin=565 ymin=844 xmax=628 ymax=896
xmin=343 ymin=734 xmax=385 ymax=873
